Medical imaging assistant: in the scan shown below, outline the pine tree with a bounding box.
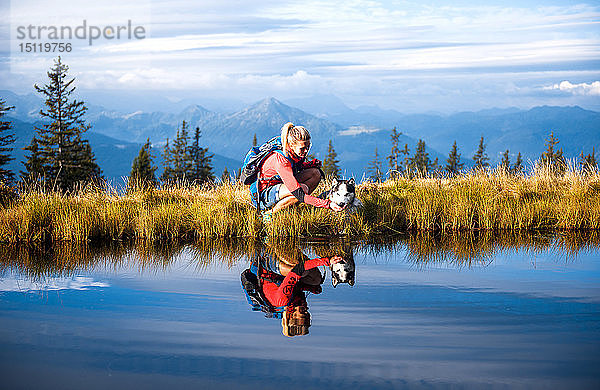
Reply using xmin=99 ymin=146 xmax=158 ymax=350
xmin=511 ymin=152 xmax=524 ymax=175
xmin=445 ymin=140 xmax=464 ymax=176
xmin=221 ymin=167 xmax=231 ymax=183
xmin=322 ymin=139 xmax=340 ymax=178
xmin=252 ymin=134 xmax=257 ymax=147
xmin=22 ymin=56 xmax=102 ymax=191
xmin=431 ymin=157 xmax=441 ymax=177
xmin=500 ymin=149 xmax=510 ymax=171
xmin=189 ymin=126 xmax=214 ymax=184
xmin=129 ymin=138 xmax=158 ymax=188
xmin=401 ymin=143 xmax=410 ymax=173
xmin=540 ymin=131 xmax=566 ymax=174
xmin=387 ymin=127 xmax=402 ymax=177
xmin=579 ymin=148 xmax=597 ymax=172
xmin=161 ymin=121 xmax=192 ymax=183
xmin=0 ymin=99 xmax=16 ymax=184
xmin=472 ymin=136 xmax=489 ymax=170
xmin=407 ymin=139 xmax=431 ymax=175
xmin=171 ymin=120 xmax=192 ymax=180
xmin=367 ymin=148 xmax=383 ymax=182
xmin=160 ymin=138 xmax=174 ymax=183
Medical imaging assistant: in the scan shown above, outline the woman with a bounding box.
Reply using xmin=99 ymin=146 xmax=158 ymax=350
xmin=257 ymin=122 xmax=344 ymax=218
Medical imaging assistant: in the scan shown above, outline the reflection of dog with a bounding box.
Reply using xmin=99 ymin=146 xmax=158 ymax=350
xmin=330 ymin=253 xmax=355 ymax=287
xmin=320 ymin=178 xmax=363 ymax=211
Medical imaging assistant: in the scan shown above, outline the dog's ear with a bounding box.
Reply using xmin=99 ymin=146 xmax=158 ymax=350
xmin=348 ymin=177 xmax=355 ymax=185
xmin=330 ymin=177 xmax=339 ymax=188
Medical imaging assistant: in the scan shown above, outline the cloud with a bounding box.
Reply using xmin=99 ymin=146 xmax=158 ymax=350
xmin=339 ymin=125 xmax=381 ymax=135
xmin=543 ymin=80 xmax=600 ymax=96
xmin=0 ymin=275 xmax=110 ymax=292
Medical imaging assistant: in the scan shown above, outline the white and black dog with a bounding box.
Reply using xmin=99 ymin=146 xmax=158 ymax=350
xmin=320 ymin=177 xmax=363 ymax=211
xmin=330 ymin=254 xmax=355 ymax=287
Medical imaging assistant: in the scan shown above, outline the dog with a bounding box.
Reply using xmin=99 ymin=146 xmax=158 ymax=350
xmin=320 ymin=177 xmax=363 ymax=211
xmin=330 ymin=252 xmax=355 ymax=287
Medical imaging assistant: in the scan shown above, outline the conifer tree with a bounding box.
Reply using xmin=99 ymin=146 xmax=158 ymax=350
xmin=160 ymin=138 xmax=174 ymax=183
xmin=0 ymin=99 xmax=16 ymax=184
xmin=431 ymin=157 xmax=441 ymax=177
xmin=129 ymin=138 xmax=158 ymax=188
xmin=161 ymin=121 xmax=191 ymax=182
xmin=367 ymin=148 xmax=383 ymax=182
xmin=407 ymin=139 xmax=431 ymax=175
xmin=512 ymin=152 xmax=524 ymax=175
xmin=387 ymin=127 xmax=402 ymax=177
xmin=445 ymin=140 xmax=464 ymax=176
xmin=540 ymin=131 xmax=566 ymax=174
xmin=189 ymin=126 xmax=214 ymax=184
xmin=221 ymin=167 xmax=230 ymax=183
xmin=472 ymin=136 xmax=490 ymax=170
xmin=401 ymin=143 xmax=410 ymax=173
xmin=500 ymin=149 xmax=510 ymax=171
xmin=252 ymin=134 xmax=257 ymax=147
xmin=171 ymin=120 xmax=192 ymax=180
xmin=322 ymin=139 xmax=340 ymax=178
xmin=23 ymin=56 xmax=102 ymax=191
xmin=579 ymin=148 xmax=597 ymax=172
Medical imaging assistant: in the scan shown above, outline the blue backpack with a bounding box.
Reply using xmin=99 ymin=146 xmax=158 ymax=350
xmin=240 ymin=136 xmax=290 ymax=209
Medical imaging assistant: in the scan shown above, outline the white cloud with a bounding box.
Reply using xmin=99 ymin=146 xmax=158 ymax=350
xmin=543 ymin=80 xmax=600 ymax=96
xmin=0 ymin=275 xmax=109 ymax=292
xmin=339 ymin=125 xmax=381 ymax=135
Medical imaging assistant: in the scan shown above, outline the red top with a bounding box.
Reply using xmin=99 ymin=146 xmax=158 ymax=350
xmin=261 ymin=258 xmax=330 ymax=307
xmin=258 ymin=152 xmax=330 ymax=208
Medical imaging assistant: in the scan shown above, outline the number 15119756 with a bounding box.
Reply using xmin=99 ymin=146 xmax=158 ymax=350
xmin=18 ymin=43 xmax=72 ymax=52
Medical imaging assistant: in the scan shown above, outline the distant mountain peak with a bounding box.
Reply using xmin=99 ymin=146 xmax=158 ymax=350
xmin=179 ymin=104 xmax=210 ymax=115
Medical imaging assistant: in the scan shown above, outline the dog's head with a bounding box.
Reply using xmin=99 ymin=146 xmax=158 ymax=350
xmin=330 ymin=254 xmax=355 ymax=287
xmin=328 ymin=178 xmax=356 ymax=209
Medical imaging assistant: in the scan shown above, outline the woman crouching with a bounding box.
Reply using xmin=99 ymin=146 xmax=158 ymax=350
xmin=258 ymin=122 xmax=345 ymax=218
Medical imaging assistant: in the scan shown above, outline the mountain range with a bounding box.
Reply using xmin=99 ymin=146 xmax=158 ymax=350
xmin=2 ymin=89 xmax=599 ymax=181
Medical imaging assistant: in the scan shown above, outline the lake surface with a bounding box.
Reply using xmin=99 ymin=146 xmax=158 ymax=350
xmin=1 ymin=233 xmax=599 ymax=389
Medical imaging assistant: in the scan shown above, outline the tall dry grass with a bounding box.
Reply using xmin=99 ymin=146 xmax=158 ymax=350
xmin=0 ymin=164 xmax=599 ymax=243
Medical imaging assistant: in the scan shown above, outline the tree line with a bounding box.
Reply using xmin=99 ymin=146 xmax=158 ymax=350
xmin=0 ymin=57 xmax=215 ymax=192
xmin=319 ymin=129 xmax=597 ymax=180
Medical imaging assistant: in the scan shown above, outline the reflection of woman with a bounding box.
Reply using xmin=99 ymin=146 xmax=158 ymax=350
xmin=250 ymin=248 xmax=343 ymax=337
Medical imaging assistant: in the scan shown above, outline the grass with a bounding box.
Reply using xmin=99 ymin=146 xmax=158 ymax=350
xmin=0 ymin=165 xmax=599 ymax=244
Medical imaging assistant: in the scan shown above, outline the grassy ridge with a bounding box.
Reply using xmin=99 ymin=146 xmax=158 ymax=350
xmin=1 ymin=168 xmax=599 ymax=243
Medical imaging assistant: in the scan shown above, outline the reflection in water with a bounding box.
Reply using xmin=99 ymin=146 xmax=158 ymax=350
xmin=1 ymin=232 xmax=599 ymax=389
xmin=241 ymin=242 xmax=352 ymax=337
xmin=0 ymin=231 xmax=599 ymax=281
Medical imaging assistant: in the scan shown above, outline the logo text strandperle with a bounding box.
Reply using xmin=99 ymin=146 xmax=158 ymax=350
xmin=16 ymin=20 xmax=146 ymax=46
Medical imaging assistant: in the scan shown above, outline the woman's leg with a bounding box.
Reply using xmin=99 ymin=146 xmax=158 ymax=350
xmin=270 ymin=168 xmax=322 ymax=213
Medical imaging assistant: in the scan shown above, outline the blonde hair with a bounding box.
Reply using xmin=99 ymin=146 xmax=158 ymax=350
xmin=281 ymin=307 xmax=311 ymax=337
xmin=281 ymin=122 xmax=311 ymax=156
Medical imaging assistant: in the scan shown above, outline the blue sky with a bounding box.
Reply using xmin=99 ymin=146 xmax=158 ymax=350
xmin=1 ymin=0 xmax=599 ymax=113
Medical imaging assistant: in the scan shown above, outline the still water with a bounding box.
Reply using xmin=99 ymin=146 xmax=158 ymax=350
xmin=1 ymin=233 xmax=599 ymax=389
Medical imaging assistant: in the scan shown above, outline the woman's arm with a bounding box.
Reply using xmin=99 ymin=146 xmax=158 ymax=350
xmin=273 ymin=153 xmax=330 ymax=208
xmin=263 ymin=257 xmax=331 ymax=307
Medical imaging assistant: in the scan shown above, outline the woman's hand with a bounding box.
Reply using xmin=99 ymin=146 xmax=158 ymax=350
xmin=329 ymin=202 xmax=345 ymax=212
xmin=329 ymin=256 xmax=344 ymax=265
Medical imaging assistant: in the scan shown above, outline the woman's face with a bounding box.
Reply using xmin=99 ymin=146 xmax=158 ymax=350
xmin=289 ymin=139 xmax=311 ymax=159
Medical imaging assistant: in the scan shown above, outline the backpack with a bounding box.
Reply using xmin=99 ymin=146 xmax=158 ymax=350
xmin=240 ymin=136 xmax=283 ymax=186
xmin=240 ymin=136 xmax=290 ymax=210
xmin=240 ymin=267 xmax=285 ymax=319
